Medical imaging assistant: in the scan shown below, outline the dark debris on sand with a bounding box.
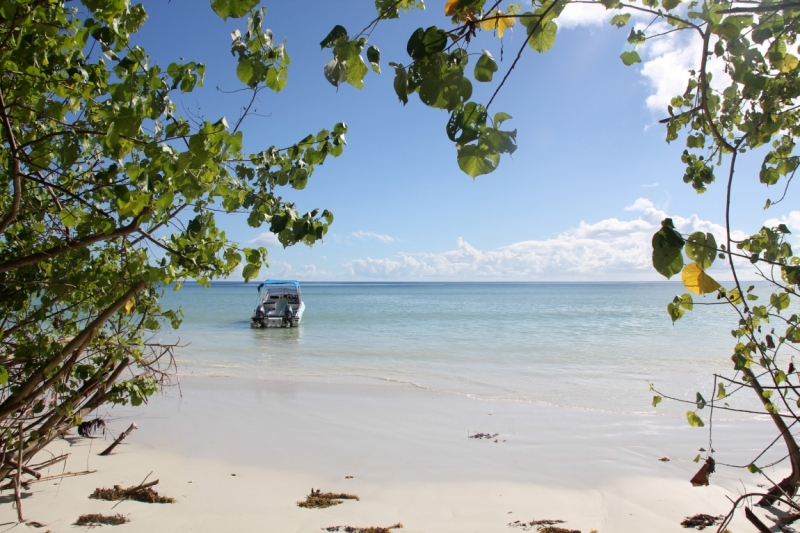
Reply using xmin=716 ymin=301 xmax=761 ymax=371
xmin=90 ymin=484 xmax=175 ymax=503
xmin=469 ymin=432 xmax=499 ymax=439
xmin=537 ymin=528 xmax=582 ymax=533
xmin=75 ymin=513 xmax=129 ymax=526
xmin=77 ymin=418 xmax=106 ymax=438
xmin=509 ymin=519 xmax=572 ymax=532
xmin=298 ymin=488 xmax=360 ymax=509
xmin=324 ymin=522 xmax=403 ymax=533
xmin=680 ymin=514 xmax=724 ymax=530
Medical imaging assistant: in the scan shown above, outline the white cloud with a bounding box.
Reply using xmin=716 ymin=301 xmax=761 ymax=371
xmin=352 ymin=230 xmax=399 ymax=243
xmin=637 ymin=22 xmax=729 ymax=113
xmin=552 ymin=7 xmax=730 ymax=115
xmin=343 ymin=199 xmax=754 ymax=281
xmin=764 ymin=211 xmax=800 ymax=247
xmin=250 ymin=232 xmax=280 ymax=247
xmin=642 ymin=182 xmax=659 ymax=188
xmin=765 ymin=211 xmax=800 ymax=233
xmin=557 ymin=2 xmax=613 ymax=28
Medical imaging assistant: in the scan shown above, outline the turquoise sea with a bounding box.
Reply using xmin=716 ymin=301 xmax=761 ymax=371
xmin=157 ymin=282 xmax=757 ymax=416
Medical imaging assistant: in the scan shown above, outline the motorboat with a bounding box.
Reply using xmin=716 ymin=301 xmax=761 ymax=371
xmin=250 ymin=280 xmax=305 ymax=328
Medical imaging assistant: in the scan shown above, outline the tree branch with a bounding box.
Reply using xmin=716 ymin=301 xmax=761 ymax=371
xmin=0 ymin=210 xmax=149 ymax=273
xmin=0 ymin=89 xmax=22 ymax=235
xmin=0 ymin=279 xmax=147 ymax=420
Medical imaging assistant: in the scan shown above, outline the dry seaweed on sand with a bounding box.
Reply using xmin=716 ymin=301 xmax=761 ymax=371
xmin=680 ymin=514 xmax=724 ymax=530
xmin=75 ymin=513 xmax=129 ymax=526
xmin=324 ymin=523 xmax=403 ymax=533
xmin=90 ymin=482 xmax=175 ymax=504
xmin=469 ymin=432 xmax=499 ymax=439
xmin=538 ymin=527 xmax=581 ymax=533
xmin=298 ymin=488 xmax=360 ymax=508
xmin=509 ymin=519 xmax=567 ymax=531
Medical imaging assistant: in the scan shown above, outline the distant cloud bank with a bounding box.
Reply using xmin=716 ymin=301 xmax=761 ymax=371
xmin=239 ymin=200 xmax=800 ymax=282
xmin=341 ymin=199 xmax=791 ymax=281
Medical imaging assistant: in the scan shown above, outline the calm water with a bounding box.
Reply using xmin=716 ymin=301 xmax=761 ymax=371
xmin=155 ymin=282 xmax=764 ymax=415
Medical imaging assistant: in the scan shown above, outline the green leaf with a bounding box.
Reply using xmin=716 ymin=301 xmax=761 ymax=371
xmin=474 ymin=50 xmax=498 ymax=82
xmin=685 ymin=232 xmax=717 ymax=269
xmin=627 ymin=29 xmax=646 ymax=45
xmin=367 ymin=45 xmax=381 ymax=74
xmin=59 ymin=209 xmax=77 ymax=228
xmin=346 ymin=56 xmax=369 ymax=89
xmin=265 ymin=66 xmax=288 ymax=92
xmin=696 ymin=392 xmax=706 ymax=409
xmin=662 ymin=0 xmax=681 ymax=10
xmin=620 ymin=50 xmax=642 ymax=66
xmin=528 ymin=20 xmax=557 ymax=53
xmin=407 ymin=26 xmax=448 ymax=60
xmin=686 ymin=411 xmax=705 ymax=427
xmin=693 ymin=454 xmax=701 ymax=463
xmin=0 ymin=365 xmax=7 ymax=386
xmin=389 ymin=63 xmax=408 ymax=105
xmin=668 ymin=302 xmax=685 ymax=323
xmin=717 ymin=382 xmax=726 ymax=399
xmin=610 ymin=13 xmax=631 ymax=27
xmin=747 ymin=463 xmax=762 ymax=474
xmin=320 ymin=25 xmax=348 ymax=49
xmin=242 ymin=263 xmax=259 ymax=282
xmin=651 ymin=219 xmax=685 ymax=279
xmin=652 ymin=395 xmax=662 ymax=407
xmin=680 ymin=293 xmax=694 ymax=310
xmin=493 ymin=112 xmax=512 ymax=127
xmin=236 ymin=58 xmax=256 ymax=87
xmin=210 ymin=0 xmax=259 ymax=20
xmin=777 ymin=370 xmax=787 ymax=384
xmin=771 ymin=292 xmax=790 ymax=312
xmin=457 ymin=144 xmax=500 ymax=177
xmin=324 ymin=58 xmax=346 ymax=87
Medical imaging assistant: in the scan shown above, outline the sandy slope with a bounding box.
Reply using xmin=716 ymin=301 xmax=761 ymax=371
xmin=0 ymin=377 xmax=781 ymax=532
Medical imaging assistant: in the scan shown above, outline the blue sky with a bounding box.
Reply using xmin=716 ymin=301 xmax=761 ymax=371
xmin=133 ymin=1 xmax=800 ymax=281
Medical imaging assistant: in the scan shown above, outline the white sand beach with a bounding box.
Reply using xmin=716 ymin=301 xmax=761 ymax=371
xmin=0 ymin=377 xmax=785 ymax=532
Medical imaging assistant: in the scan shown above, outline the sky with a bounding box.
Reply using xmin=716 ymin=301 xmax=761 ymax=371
xmin=131 ymin=0 xmax=800 ymax=282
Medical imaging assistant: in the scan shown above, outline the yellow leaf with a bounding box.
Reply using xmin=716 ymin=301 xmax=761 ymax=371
xmin=445 ymin=0 xmax=477 ymax=21
xmin=480 ymin=10 xmax=516 ymax=38
xmin=783 ymin=53 xmax=799 ymax=72
xmin=124 ymin=300 xmax=135 ymax=314
xmin=682 ymin=262 xmax=721 ymax=294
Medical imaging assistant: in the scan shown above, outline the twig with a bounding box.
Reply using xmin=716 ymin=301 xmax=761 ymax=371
xmin=745 ymin=506 xmax=771 ymax=533
xmin=99 ymin=423 xmax=137 ymax=456
xmin=486 ymin=4 xmax=560 ymax=111
xmin=21 ymin=469 xmax=97 ymax=485
xmin=26 ymin=453 xmax=69 ymax=470
xmin=14 ymin=422 xmax=22 ymax=522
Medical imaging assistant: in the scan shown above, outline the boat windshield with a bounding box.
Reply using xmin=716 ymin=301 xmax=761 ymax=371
xmin=261 ymin=287 xmax=300 ymax=303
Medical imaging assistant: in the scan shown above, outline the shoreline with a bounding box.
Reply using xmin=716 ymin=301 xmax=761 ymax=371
xmin=1 ymin=376 xmax=780 ymax=532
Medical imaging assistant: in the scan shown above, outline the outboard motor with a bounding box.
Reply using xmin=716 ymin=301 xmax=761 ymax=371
xmin=255 ymin=305 xmax=265 ymax=319
xmin=282 ymin=304 xmax=292 ymax=327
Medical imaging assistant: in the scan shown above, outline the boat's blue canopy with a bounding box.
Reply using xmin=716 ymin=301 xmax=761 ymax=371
xmin=257 ymin=280 xmax=300 ymax=291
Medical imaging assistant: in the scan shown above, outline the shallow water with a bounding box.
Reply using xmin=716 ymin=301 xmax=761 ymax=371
xmin=154 ymin=281 xmax=774 ymax=416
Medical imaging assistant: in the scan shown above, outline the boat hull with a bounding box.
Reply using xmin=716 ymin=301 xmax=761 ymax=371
xmin=250 ymin=302 xmax=304 ymax=328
